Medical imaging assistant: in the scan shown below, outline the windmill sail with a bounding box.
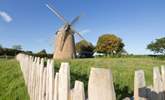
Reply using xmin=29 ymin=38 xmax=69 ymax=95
xmin=71 ymin=15 xmax=81 ymax=25
xmin=46 ymin=4 xmax=68 ymax=24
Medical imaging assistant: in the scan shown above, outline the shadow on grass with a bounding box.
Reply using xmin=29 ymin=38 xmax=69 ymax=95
xmin=54 ymin=62 xmax=133 ymax=100
xmin=114 ymin=84 xmax=133 ymax=100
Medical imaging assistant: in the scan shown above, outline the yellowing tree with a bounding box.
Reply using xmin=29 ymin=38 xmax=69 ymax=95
xmin=95 ymin=34 xmax=124 ymax=55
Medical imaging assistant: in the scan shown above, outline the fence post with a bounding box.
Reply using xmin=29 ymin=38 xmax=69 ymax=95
xmin=47 ymin=59 xmax=54 ymax=100
xmin=134 ymin=70 xmax=146 ymax=100
xmin=46 ymin=65 xmax=49 ymax=100
xmin=54 ymin=73 xmax=59 ymax=100
xmin=72 ymin=80 xmax=85 ymax=100
xmin=36 ymin=57 xmax=41 ymax=100
xmin=153 ymin=67 xmax=163 ymax=100
xmin=161 ymin=66 xmax=165 ymax=88
xmin=38 ymin=58 xmax=44 ymax=100
xmin=58 ymin=63 xmax=70 ymax=100
xmin=42 ymin=67 xmax=47 ymax=100
xmin=88 ymin=68 xmax=116 ymax=100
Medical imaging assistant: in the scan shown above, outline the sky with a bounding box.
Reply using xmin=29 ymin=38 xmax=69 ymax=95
xmin=0 ymin=0 xmax=165 ymax=54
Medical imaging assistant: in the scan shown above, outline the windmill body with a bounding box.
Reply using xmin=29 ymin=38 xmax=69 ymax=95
xmin=46 ymin=4 xmax=86 ymax=60
xmin=53 ymin=25 xmax=76 ymax=59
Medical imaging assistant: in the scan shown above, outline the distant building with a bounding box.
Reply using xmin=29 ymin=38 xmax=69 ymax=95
xmin=76 ymin=51 xmax=94 ymax=58
xmin=93 ymin=52 xmax=105 ymax=57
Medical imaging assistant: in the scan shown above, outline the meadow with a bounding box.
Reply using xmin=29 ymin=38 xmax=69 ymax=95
xmin=54 ymin=57 xmax=165 ymax=99
xmin=0 ymin=59 xmax=29 ymax=100
xmin=0 ymin=57 xmax=165 ymax=100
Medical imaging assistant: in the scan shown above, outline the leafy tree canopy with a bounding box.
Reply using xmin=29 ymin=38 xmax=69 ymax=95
xmin=95 ymin=34 xmax=125 ymax=55
xmin=37 ymin=49 xmax=47 ymax=54
xmin=12 ymin=45 xmax=22 ymax=50
xmin=147 ymin=37 xmax=165 ymax=55
xmin=76 ymin=40 xmax=94 ymax=53
xmin=0 ymin=44 xmax=2 ymax=48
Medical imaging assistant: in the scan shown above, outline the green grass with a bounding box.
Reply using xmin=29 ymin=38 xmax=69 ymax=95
xmin=0 ymin=57 xmax=165 ymax=100
xmin=0 ymin=59 xmax=29 ymax=100
xmin=54 ymin=57 xmax=165 ymax=99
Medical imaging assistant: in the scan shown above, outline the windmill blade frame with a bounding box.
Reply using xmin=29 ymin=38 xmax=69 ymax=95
xmin=70 ymin=15 xmax=81 ymax=26
xmin=70 ymin=26 xmax=86 ymax=40
xmin=46 ymin=4 xmax=68 ymax=24
xmin=73 ymin=29 xmax=89 ymax=43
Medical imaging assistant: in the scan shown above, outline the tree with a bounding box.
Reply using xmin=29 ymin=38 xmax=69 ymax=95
xmin=0 ymin=44 xmax=3 ymax=55
xmin=147 ymin=37 xmax=165 ymax=55
xmin=37 ymin=49 xmax=47 ymax=54
xmin=118 ymin=48 xmax=128 ymax=55
xmin=0 ymin=44 xmax=2 ymax=48
xmin=35 ymin=49 xmax=47 ymax=58
xmin=12 ymin=45 xmax=22 ymax=50
xmin=25 ymin=51 xmax=33 ymax=55
xmin=76 ymin=40 xmax=94 ymax=57
xmin=95 ymin=34 xmax=124 ymax=55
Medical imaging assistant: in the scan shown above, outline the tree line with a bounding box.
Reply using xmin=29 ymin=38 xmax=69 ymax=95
xmin=0 ymin=45 xmax=22 ymax=57
xmin=0 ymin=45 xmax=52 ymax=58
xmin=76 ymin=34 xmax=165 ymax=58
xmin=0 ymin=34 xmax=164 ymax=58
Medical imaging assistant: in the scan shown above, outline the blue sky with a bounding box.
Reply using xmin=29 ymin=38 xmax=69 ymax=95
xmin=0 ymin=0 xmax=165 ymax=54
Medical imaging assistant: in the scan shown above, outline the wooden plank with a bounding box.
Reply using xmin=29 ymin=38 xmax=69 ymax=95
xmin=39 ymin=58 xmax=44 ymax=100
xmin=161 ymin=65 xmax=165 ymax=83
xmin=72 ymin=80 xmax=85 ymax=100
xmin=58 ymin=63 xmax=70 ymax=100
xmin=88 ymin=68 xmax=116 ymax=100
xmin=134 ymin=70 xmax=146 ymax=100
xmin=42 ymin=67 xmax=47 ymax=100
xmin=54 ymin=73 xmax=59 ymax=100
xmin=161 ymin=65 xmax=165 ymax=98
xmin=47 ymin=59 xmax=54 ymax=100
xmin=36 ymin=57 xmax=41 ymax=100
xmin=153 ymin=67 xmax=163 ymax=100
xmin=46 ymin=64 xmax=49 ymax=100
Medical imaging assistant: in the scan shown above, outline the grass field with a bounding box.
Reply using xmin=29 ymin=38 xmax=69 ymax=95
xmin=0 ymin=59 xmax=29 ymax=100
xmin=54 ymin=57 xmax=165 ymax=99
xmin=0 ymin=57 xmax=165 ymax=100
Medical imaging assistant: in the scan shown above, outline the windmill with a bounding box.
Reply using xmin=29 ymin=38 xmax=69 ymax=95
xmin=46 ymin=4 xmax=87 ymax=60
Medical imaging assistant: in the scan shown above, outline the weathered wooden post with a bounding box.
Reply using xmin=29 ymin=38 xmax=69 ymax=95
xmin=88 ymin=68 xmax=116 ymax=100
xmin=134 ymin=70 xmax=146 ymax=100
xmin=47 ymin=59 xmax=54 ymax=100
xmin=46 ymin=64 xmax=49 ymax=100
xmin=32 ymin=57 xmax=37 ymax=100
xmin=42 ymin=67 xmax=47 ymax=100
xmin=35 ymin=57 xmax=41 ymax=100
xmin=161 ymin=66 xmax=165 ymax=86
xmin=72 ymin=80 xmax=85 ymax=100
xmin=27 ymin=56 xmax=33 ymax=96
xmin=58 ymin=63 xmax=70 ymax=100
xmin=54 ymin=73 xmax=59 ymax=100
xmin=161 ymin=65 xmax=165 ymax=99
xmin=153 ymin=67 xmax=163 ymax=100
xmin=38 ymin=58 xmax=44 ymax=100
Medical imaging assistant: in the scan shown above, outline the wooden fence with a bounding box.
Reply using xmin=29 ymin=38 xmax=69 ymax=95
xmin=134 ymin=66 xmax=165 ymax=100
xmin=16 ymin=53 xmax=165 ymax=100
xmin=16 ymin=53 xmax=116 ymax=100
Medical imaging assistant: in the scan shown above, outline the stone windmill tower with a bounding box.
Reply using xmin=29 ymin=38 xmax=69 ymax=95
xmin=46 ymin=4 xmax=86 ymax=60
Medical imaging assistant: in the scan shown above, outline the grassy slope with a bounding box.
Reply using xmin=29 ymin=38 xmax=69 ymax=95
xmin=54 ymin=57 xmax=165 ymax=99
xmin=0 ymin=57 xmax=165 ymax=100
xmin=0 ymin=59 xmax=29 ymax=100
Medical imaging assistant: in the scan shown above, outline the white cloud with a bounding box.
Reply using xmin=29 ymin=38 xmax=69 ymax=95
xmin=79 ymin=29 xmax=91 ymax=34
xmin=0 ymin=11 xmax=12 ymax=23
